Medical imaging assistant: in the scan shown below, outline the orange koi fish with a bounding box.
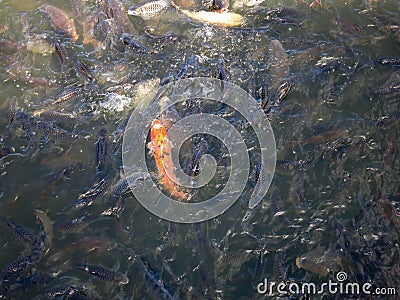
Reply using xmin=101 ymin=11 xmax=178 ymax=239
xmin=150 ymin=119 xmax=189 ymax=201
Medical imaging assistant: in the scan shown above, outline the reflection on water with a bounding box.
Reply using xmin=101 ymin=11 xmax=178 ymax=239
xmin=0 ymin=0 xmax=399 ymax=298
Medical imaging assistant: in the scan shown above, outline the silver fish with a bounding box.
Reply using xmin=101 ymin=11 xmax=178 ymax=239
xmin=128 ymin=0 xmax=172 ymax=17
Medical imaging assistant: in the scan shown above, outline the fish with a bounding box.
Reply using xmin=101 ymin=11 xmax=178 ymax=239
xmin=73 ymin=262 xmax=129 ymax=284
xmin=36 ymin=120 xmax=79 ymax=140
xmin=71 ymin=175 xmax=113 ymax=211
xmin=185 ymin=140 xmax=208 ymax=177
xmin=180 ymin=10 xmax=244 ymax=27
xmin=296 ymin=246 xmax=342 ymax=276
xmin=273 ymin=251 xmax=288 ymax=281
xmin=208 ymin=240 xmax=250 ymax=265
xmin=53 ymin=40 xmax=69 ymax=69
xmin=39 ymin=110 xmax=79 ymax=122
xmin=159 ymin=96 xmax=181 ymax=131
xmin=251 ymin=241 xmax=267 ymax=285
xmin=4 ymin=219 xmax=41 ymax=251
xmin=34 ymin=209 xmax=54 ymax=255
xmin=106 ymin=0 xmax=138 ymax=35
xmin=376 ymin=111 xmax=400 ymax=128
xmin=73 ymin=56 xmax=96 ymax=82
xmin=139 ymin=256 xmax=177 ymax=300
xmin=128 ymin=0 xmax=173 ymax=17
xmin=374 ymin=57 xmax=400 ymax=67
xmin=6 ymin=96 xmax=17 ymax=130
xmin=121 ymin=34 xmax=158 ymax=54
xmin=44 ymin=283 xmax=96 ymax=299
xmin=47 ymin=236 xmax=117 ymax=263
xmin=371 ymin=82 xmax=400 ymax=97
xmin=95 ymin=128 xmax=108 ymax=173
xmin=2 ymin=272 xmax=49 ymax=298
xmin=0 ymin=251 xmax=42 ymax=285
xmin=267 ymin=39 xmax=289 ymax=91
xmin=4 ymin=57 xmax=56 ymax=87
xmin=82 ymin=10 xmax=102 ymax=47
xmin=110 ymin=173 xmax=149 ymax=198
xmin=265 ymin=6 xmax=301 ymax=25
xmin=39 ymin=4 xmax=79 ymax=42
xmin=150 ymin=119 xmax=189 ymax=200
xmin=209 ymin=0 xmax=229 ymax=13
xmin=33 ymin=85 xmax=84 ymax=117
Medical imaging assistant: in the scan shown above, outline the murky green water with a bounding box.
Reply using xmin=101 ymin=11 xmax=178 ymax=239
xmin=0 ymin=0 xmax=399 ymax=299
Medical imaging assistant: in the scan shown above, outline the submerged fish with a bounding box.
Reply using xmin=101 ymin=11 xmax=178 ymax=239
xmin=95 ymin=128 xmax=108 ymax=173
xmin=139 ymin=257 xmax=177 ymax=300
xmin=267 ymin=39 xmax=289 ymax=91
xmin=185 ymin=140 xmax=208 ymax=177
xmin=296 ymin=246 xmax=342 ymax=276
xmin=34 ymin=209 xmax=54 ymax=255
xmin=39 ymin=4 xmax=79 ymax=41
xmin=47 ymin=236 xmax=117 ymax=263
xmin=72 ymin=179 xmax=111 ymax=210
xmin=73 ymin=56 xmax=96 ymax=82
xmin=180 ymin=10 xmax=244 ymax=27
xmin=4 ymin=219 xmax=41 ymax=250
xmin=150 ymin=119 xmax=189 ymax=200
xmin=0 ymin=252 xmax=42 ymax=285
xmin=73 ymin=262 xmax=129 ymax=284
xmin=374 ymin=57 xmax=400 ymax=67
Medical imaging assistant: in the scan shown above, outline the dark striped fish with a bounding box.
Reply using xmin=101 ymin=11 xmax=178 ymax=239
xmin=139 ymin=257 xmax=177 ymax=300
xmin=73 ymin=56 xmax=96 ymax=82
xmin=374 ymin=57 xmax=400 ymax=67
xmin=376 ymin=111 xmax=400 ymax=128
xmin=2 ymin=272 xmax=49 ymax=298
xmin=95 ymin=128 xmax=108 ymax=173
xmin=73 ymin=262 xmax=129 ymax=284
xmin=0 ymin=251 xmax=42 ymax=285
xmin=53 ymin=40 xmax=68 ymax=69
xmin=251 ymin=240 xmax=267 ymax=286
xmin=185 ymin=140 xmax=208 ymax=177
xmin=55 ymin=215 xmax=92 ymax=233
xmin=121 ymin=34 xmax=158 ymax=54
xmin=34 ymin=85 xmax=83 ymax=116
xmin=39 ymin=110 xmax=79 ymax=122
xmin=275 ymin=80 xmax=293 ymax=104
xmin=7 ymin=96 xmax=17 ymax=130
xmin=371 ymin=82 xmax=400 ymax=96
xmin=4 ymin=219 xmax=41 ymax=250
xmin=48 ymin=85 xmax=83 ymax=106
xmin=71 ymin=175 xmax=113 ymax=211
xmin=36 ymin=121 xmax=79 ymax=140
xmin=208 ymin=240 xmax=250 ymax=265
xmin=273 ymin=251 xmax=288 ymax=281
xmin=110 ymin=173 xmax=148 ymax=198
xmin=44 ymin=283 xmax=94 ymax=299
xmin=128 ymin=0 xmax=173 ymax=17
